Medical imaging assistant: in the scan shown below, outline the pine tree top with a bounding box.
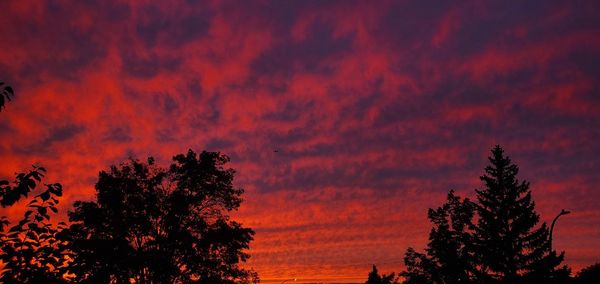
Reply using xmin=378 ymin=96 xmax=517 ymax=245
xmin=474 ymin=145 xmax=552 ymax=279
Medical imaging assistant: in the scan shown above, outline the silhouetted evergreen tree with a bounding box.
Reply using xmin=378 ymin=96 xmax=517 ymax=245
xmin=401 ymin=146 xmax=570 ymax=284
xmin=402 ymin=191 xmax=477 ymax=284
xmin=366 ymin=265 xmax=399 ymax=284
xmin=65 ymin=150 xmax=257 ymax=283
xmin=573 ymin=262 xmax=600 ymax=284
xmin=474 ymin=145 xmax=568 ymax=283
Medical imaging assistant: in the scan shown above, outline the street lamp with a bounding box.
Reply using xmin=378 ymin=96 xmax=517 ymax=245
xmin=549 ymin=209 xmax=571 ymax=249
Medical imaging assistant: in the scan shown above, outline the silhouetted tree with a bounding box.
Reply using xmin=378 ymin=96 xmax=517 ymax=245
xmin=0 ymin=166 xmax=47 ymax=207
xmin=402 ymin=191 xmax=477 ymax=284
xmin=0 ymin=81 xmax=14 ymax=111
xmin=401 ymin=146 xmax=570 ymax=284
xmin=402 ymin=248 xmax=435 ymax=284
xmin=366 ymin=265 xmax=399 ymax=284
xmin=0 ymin=167 xmax=71 ymax=283
xmin=1 ymin=85 xmax=73 ymax=282
xmin=474 ymin=145 xmax=568 ymax=283
xmin=65 ymin=150 xmax=257 ymax=283
xmin=573 ymin=262 xmax=600 ymax=284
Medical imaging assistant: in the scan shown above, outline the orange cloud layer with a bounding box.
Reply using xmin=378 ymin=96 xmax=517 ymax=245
xmin=1 ymin=0 xmax=599 ymax=281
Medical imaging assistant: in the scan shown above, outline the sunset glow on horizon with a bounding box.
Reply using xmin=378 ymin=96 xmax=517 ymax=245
xmin=1 ymin=0 xmax=600 ymax=281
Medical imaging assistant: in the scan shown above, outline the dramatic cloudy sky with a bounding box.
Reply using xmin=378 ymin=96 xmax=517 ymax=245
xmin=1 ymin=0 xmax=599 ymax=282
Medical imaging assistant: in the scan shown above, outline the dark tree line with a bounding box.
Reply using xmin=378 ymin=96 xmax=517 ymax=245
xmin=2 ymin=85 xmax=598 ymax=283
xmin=0 ymin=151 xmax=257 ymax=283
xmin=1 ymin=86 xmax=256 ymax=283
xmin=572 ymin=263 xmax=600 ymax=284
xmin=368 ymin=146 xmax=598 ymax=284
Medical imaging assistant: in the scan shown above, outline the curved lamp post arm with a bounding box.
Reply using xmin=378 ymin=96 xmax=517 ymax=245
xmin=549 ymin=209 xmax=570 ymax=250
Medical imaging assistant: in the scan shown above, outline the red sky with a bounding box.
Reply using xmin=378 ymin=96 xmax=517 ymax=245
xmin=1 ymin=0 xmax=600 ymax=282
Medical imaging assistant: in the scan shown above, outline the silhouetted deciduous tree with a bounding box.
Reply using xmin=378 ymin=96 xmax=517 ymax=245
xmin=65 ymin=150 xmax=257 ymax=283
xmin=366 ymin=265 xmax=399 ymax=284
xmin=1 ymin=84 xmax=70 ymax=282
xmin=0 ymin=166 xmax=48 ymax=207
xmin=0 ymin=167 xmax=71 ymax=283
xmin=401 ymin=146 xmax=570 ymax=284
xmin=402 ymin=191 xmax=477 ymax=284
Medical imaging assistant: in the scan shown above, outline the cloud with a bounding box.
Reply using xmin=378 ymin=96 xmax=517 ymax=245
xmin=251 ymin=20 xmax=354 ymax=77
xmin=1 ymin=0 xmax=600 ymax=280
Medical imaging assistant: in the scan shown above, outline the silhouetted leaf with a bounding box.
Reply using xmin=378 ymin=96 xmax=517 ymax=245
xmin=39 ymin=191 xmax=50 ymax=201
xmin=26 ymin=231 xmax=38 ymax=241
xmin=26 ymin=179 xmax=36 ymax=190
xmin=8 ymin=225 xmax=22 ymax=233
xmin=7 ymin=232 xmax=20 ymax=238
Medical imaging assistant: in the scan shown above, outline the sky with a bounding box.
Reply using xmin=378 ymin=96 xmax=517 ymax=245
xmin=1 ymin=0 xmax=599 ymax=282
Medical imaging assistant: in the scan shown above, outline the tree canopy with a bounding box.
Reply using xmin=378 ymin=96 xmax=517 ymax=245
xmin=401 ymin=191 xmax=476 ymax=283
xmin=65 ymin=150 xmax=257 ymax=283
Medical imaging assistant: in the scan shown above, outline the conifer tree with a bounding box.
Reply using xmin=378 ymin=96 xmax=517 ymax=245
xmin=474 ymin=145 xmax=567 ymax=283
xmin=401 ymin=146 xmax=570 ymax=283
xmin=366 ymin=265 xmax=383 ymax=284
